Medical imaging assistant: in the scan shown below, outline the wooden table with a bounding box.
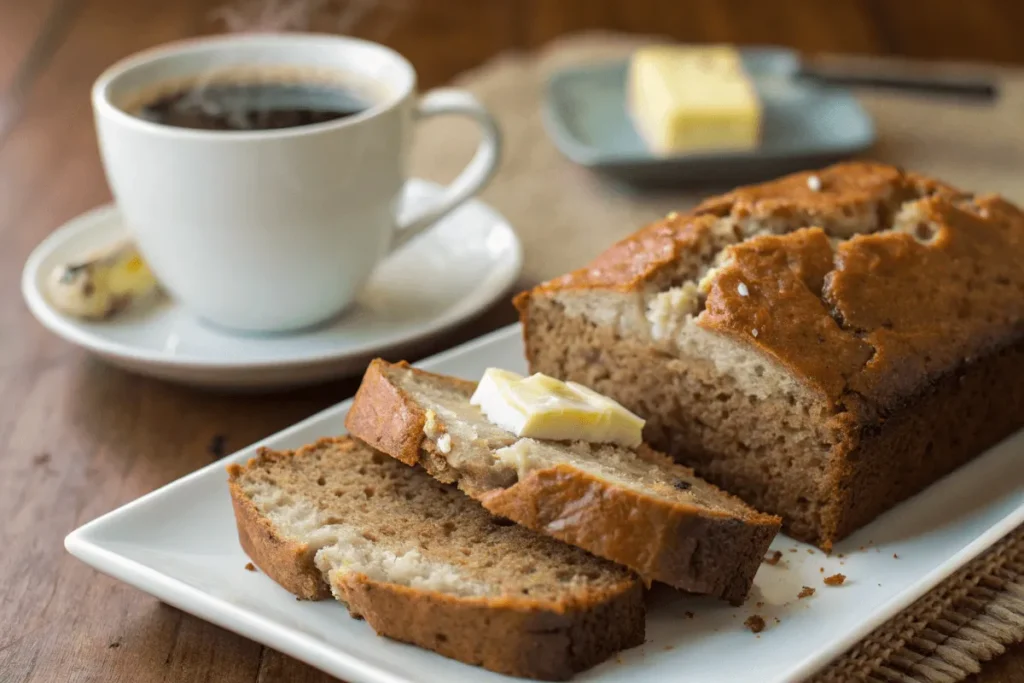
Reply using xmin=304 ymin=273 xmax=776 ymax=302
xmin=1 ymin=1 xmax=1021 ymax=680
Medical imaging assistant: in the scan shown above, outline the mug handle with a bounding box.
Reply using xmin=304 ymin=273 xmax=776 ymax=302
xmin=392 ymin=88 xmax=502 ymax=251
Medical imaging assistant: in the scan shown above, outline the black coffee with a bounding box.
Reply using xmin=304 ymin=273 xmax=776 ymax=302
xmin=136 ymin=81 xmax=370 ymax=131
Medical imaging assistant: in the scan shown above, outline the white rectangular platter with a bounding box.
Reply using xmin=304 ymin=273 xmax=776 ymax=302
xmin=65 ymin=324 xmax=1024 ymax=683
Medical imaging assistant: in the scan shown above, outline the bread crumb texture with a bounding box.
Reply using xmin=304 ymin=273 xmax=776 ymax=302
xmin=824 ymin=573 xmax=847 ymax=586
xmin=744 ymin=615 xmax=766 ymax=633
xmin=233 ymin=439 xmax=637 ymax=601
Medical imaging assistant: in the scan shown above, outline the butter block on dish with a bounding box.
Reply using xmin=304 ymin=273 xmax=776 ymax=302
xmin=627 ymin=44 xmax=762 ymax=155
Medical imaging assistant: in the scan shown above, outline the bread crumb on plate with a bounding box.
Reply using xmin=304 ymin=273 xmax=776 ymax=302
xmin=797 ymin=586 xmax=815 ymax=599
xmin=244 ymin=562 xmax=256 ymax=572
xmin=744 ymin=615 xmax=766 ymax=633
xmin=763 ymin=550 xmax=783 ymax=565
xmin=824 ymin=573 xmax=847 ymax=586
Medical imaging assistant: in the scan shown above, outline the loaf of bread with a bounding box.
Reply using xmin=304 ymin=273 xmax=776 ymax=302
xmin=228 ymin=437 xmax=644 ymax=680
xmin=345 ymin=359 xmax=780 ymax=603
xmin=515 ymin=162 xmax=1024 ymax=549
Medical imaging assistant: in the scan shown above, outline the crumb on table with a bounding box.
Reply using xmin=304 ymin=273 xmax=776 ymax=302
xmin=819 ymin=567 xmax=824 ymax=573
xmin=209 ymin=433 xmax=228 ymax=459
xmin=763 ymin=550 xmax=783 ymax=565
xmin=797 ymin=586 xmax=815 ymax=599
xmin=244 ymin=562 xmax=256 ymax=572
xmin=744 ymin=615 xmax=766 ymax=633
xmin=824 ymin=573 xmax=847 ymax=586
xmin=893 ymin=553 xmax=899 ymax=559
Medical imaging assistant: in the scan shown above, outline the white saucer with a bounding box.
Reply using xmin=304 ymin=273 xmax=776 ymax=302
xmin=22 ymin=179 xmax=523 ymax=390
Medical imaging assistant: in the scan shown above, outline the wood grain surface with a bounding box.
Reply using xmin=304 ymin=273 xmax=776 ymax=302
xmin=0 ymin=1 xmax=1021 ymax=681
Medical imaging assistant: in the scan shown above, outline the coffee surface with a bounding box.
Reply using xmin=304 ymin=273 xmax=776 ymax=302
xmin=136 ymin=82 xmax=369 ymax=131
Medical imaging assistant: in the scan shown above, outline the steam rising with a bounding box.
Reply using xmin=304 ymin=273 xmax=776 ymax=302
xmin=211 ymin=0 xmax=411 ymax=36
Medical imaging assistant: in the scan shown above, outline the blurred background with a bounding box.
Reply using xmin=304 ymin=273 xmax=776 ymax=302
xmin=6 ymin=0 xmax=1024 ymax=101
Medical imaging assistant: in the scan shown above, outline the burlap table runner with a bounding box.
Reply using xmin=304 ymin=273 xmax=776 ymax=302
xmin=410 ymin=33 xmax=1024 ymax=682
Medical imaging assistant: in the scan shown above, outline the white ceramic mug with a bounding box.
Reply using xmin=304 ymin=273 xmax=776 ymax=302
xmin=92 ymin=33 xmax=501 ymax=333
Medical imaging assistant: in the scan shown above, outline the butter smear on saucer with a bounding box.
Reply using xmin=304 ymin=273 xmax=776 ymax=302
xmin=46 ymin=238 xmax=160 ymax=320
xmin=469 ymin=368 xmax=645 ymax=448
xmin=627 ymin=44 xmax=762 ymax=155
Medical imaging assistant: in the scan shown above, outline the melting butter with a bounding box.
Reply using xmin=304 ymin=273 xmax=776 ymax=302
xmin=469 ymin=368 xmax=644 ymax=448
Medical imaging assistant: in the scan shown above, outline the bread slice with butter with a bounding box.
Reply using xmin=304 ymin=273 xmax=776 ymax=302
xmin=345 ymin=360 xmax=781 ymax=604
xmin=628 ymin=44 xmax=762 ymax=155
xmin=228 ymin=436 xmax=644 ymax=681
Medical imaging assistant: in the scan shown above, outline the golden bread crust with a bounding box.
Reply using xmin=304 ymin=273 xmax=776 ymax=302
xmin=519 ymin=162 xmax=1024 ymax=417
xmin=333 ymin=574 xmax=644 ymax=681
xmin=343 ymin=360 xmax=431 ymax=468
xmin=479 ymin=463 xmax=779 ymax=604
xmin=228 ymin=457 xmax=331 ymax=600
xmin=515 ymin=162 xmax=1024 ymax=549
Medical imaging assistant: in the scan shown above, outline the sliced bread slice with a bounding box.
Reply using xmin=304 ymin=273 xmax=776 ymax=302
xmin=346 ymin=360 xmax=782 ymax=604
xmin=227 ymin=436 xmax=644 ymax=681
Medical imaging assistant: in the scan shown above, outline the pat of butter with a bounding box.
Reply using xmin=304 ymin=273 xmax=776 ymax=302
xmin=628 ymin=44 xmax=762 ymax=155
xmin=469 ymin=368 xmax=644 ymax=448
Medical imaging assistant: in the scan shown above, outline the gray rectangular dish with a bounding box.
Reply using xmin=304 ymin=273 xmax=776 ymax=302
xmin=543 ymin=47 xmax=876 ymax=185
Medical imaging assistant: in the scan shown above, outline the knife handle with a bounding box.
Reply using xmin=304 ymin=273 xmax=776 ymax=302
xmin=797 ymin=66 xmax=998 ymax=102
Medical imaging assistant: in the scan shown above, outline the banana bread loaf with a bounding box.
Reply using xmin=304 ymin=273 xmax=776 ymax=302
xmin=515 ymin=162 xmax=1024 ymax=549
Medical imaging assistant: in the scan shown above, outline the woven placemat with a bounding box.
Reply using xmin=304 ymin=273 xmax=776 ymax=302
xmin=409 ymin=33 xmax=1024 ymax=682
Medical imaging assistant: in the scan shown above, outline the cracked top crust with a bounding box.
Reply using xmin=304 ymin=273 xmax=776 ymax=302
xmin=515 ymin=162 xmax=1024 ymax=421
